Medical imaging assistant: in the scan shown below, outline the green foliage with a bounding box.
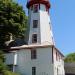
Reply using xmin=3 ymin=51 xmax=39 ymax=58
xmin=0 ymin=51 xmax=7 ymax=73
xmin=64 ymin=53 xmax=75 ymax=62
xmin=0 ymin=0 xmax=26 ymax=74
xmin=0 ymin=50 xmax=5 ymax=62
xmin=0 ymin=0 xmax=28 ymax=49
xmin=3 ymin=71 xmax=19 ymax=75
xmin=0 ymin=51 xmax=6 ymax=72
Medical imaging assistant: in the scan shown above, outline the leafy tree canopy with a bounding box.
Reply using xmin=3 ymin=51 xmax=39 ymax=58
xmin=0 ymin=0 xmax=28 ymax=49
xmin=64 ymin=53 xmax=75 ymax=62
xmin=0 ymin=0 xmax=27 ymax=74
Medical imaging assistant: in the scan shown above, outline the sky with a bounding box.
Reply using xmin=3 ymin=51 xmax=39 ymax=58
xmin=15 ymin=0 xmax=75 ymax=55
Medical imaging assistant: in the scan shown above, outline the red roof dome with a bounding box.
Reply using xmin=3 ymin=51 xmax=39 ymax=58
xmin=27 ymin=0 xmax=51 ymax=9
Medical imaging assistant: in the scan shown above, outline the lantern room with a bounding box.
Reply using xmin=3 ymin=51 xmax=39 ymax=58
xmin=27 ymin=0 xmax=51 ymax=9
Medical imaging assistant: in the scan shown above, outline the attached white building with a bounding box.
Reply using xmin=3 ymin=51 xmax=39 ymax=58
xmin=5 ymin=0 xmax=65 ymax=75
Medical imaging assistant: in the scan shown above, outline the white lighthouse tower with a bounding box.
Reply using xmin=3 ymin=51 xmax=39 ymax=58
xmin=5 ymin=0 xmax=65 ymax=75
xmin=27 ymin=0 xmax=54 ymax=45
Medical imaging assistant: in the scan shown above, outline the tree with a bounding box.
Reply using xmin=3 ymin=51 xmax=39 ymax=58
xmin=0 ymin=0 xmax=28 ymax=49
xmin=0 ymin=0 xmax=27 ymax=74
xmin=0 ymin=51 xmax=6 ymax=72
xmin=64 ymin=53 xmax=75 ymax=62
xmin=3 ymin=71 xmax=19 ymax=75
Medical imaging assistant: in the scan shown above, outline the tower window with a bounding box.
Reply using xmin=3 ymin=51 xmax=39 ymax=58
xmin=33 ymin=4 xmax=38 ymax=13
xmin=33 ymin=20 xmax=38 ymax=28
xmin=31 ymin=5 xmax=33 ymax=10
xmin=32 ymin=34 xmax=37 ymax=43
xmin=32 ymin=67 xmax=36 ymax=75
xmin=31 ymin=49 xmax=37 ymax=59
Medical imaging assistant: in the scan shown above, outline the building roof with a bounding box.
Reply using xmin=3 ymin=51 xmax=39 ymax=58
xmin=65 ymin=63 xmax=75 ymax=74
xmin=65 ymin=63 xmax=75 ymax=67
xmin=5 ymin=42 xmax=64 ymax=57
xmin=5 ymin=38 xmax=27 ymax=47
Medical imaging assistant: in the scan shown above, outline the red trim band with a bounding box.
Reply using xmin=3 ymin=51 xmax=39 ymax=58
xmin=27 ymin=0 xmax=50 ymax=9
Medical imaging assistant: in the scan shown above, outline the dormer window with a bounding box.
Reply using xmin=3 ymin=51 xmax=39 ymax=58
xmin=33 ymin=4 xmax=38 ymax=13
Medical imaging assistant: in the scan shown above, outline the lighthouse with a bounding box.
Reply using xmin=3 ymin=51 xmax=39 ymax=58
xmin=5 ymin=0 xmax=65 ymax=75
xmin=27 ymin=0 xmax=54 ymax=45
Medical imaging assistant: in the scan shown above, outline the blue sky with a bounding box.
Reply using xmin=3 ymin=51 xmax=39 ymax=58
xmin=15 ymin=0 xmax=75 ymax=55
